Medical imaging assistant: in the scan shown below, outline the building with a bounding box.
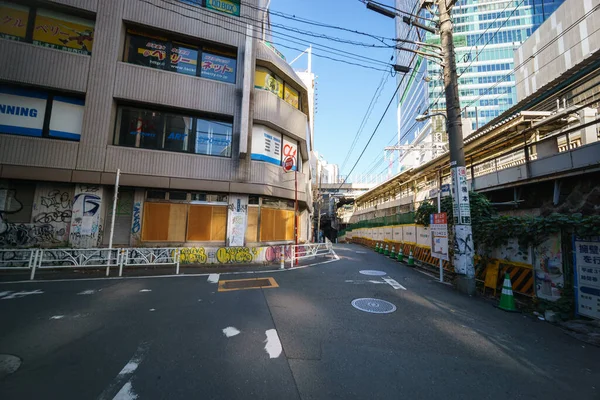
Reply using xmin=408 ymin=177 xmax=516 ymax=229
xmin=392 ymin=0 xmax=564 ymax=170
xmin=0 ymin=0 xmax=312 ymax=250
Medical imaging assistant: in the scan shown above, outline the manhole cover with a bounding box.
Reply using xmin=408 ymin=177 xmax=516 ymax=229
xmin=359 ymin=270 xmax=387 ymax=276
xmin=218 ymin=277 xmax=278 ymax=292
xmin=351 ymin=298 xmax=397 ymax=314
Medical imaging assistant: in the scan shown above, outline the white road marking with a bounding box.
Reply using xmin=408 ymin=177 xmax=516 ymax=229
xmin=50 ymin=315 xmax=64 ymax=320
xmin=149 ymin=308 xmax=155 ymax=312
xmin=355 ymin=251 xmax=367 ymax=254
xmin=1 ymin=290 xmax=43 ymax=299
xmin=207 ymin=274 xmax=220 ymax=283
xmin=0 ymin=291 xmax=13 ymax=298
xmin=222 ymin=327 xmax=240 ymax=337
xmin=112 ymin=380 xmax=137 ymax=400
xmin=344 ymin=280 xmax=386 ymax=284
xmin=97 ymin=342 xmax=149 ymax=400
xmin=78 ymin=289 xmax=96 ymax=295
xmin=383 ymin=278 xmax=407 ymax=290
xmin=139 ymin=289 xmax=152 ymax=292
xmin=264 ymin=329 xmax=283 ymax=359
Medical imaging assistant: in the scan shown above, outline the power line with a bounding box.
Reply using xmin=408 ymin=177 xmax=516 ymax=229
xmin=140 ymin=0 xmax=393 ymax=72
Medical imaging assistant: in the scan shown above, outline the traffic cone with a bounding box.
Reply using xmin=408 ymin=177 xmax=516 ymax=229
xmin=390 ymin=246 xmax=396 ymax=258
xmin=407 ymin=249 xmax=414 ymax=266
xmin=379 ymin=244 xmax=384 ymax=254
xmin=397 ymin=247 xmax=404 ymax=262
xmin=384 ymin=244 xmax=389 ymax=256
xmin=375 ymin=242 xmax=379 ymax=252
xmin=498 ymin=273 xmax=518 ymax=312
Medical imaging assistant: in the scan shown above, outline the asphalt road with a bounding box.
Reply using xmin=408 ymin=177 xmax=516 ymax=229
xmin=0 ymin=244 xmax=598 ymax=399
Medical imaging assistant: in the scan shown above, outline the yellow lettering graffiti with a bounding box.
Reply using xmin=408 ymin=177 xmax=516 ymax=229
xmin=179 ymin=247 xmax=207 ymax=264
xmin=216 ymin=247 xmax=255 ymax=264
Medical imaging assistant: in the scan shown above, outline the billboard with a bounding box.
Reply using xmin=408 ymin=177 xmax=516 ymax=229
xmin=251 ymin=125 xmax=282 ymax=166
xmin=0 ymin=87 xmax=47 ymax=137
xmin=33 ymin=9 xmax=94 ymax=55
xmin=206 ymin=0 xmax=240 ymax=16
xmin=0 ymin=2 xmax=29 ymax=41
xmin=284 ymin=85 xmax=299 ymax=109
xmin=201 ymin=52 xmax=236 ymax=83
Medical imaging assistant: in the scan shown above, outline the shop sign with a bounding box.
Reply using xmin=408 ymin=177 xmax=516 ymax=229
xmin=282 ymin=136 xmax=298 ymax=171
xmin=0 ymin=2 xmax=29 ymax=41
xmin=206 ymin=0 xmax=240 ymax=16
xmin=48 ymin=96 xmax=84 ymax=140
xmin=0 ymin=88 xmax=47 ymax=137
xmin=33 ymin=9 xmax=94 ymax=55
xmin=430 ymin=213 xmax=449 ymax=261
xmin=170 ymin=44 xmax=198 ymax=76
xmin=201 ymin=52 xmax=236 ymax=83
xmin=574 ymin=236 xmax=600 ymax=320
xmin=251 ymin=125 xmax=281 ymax=166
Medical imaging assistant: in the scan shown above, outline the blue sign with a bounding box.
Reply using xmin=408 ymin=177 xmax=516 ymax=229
xmin=201 ymin=52 xmax=236 ymax=84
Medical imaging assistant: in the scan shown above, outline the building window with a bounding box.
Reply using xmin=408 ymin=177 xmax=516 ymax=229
xmin=0 ymin=2 xmax=94 ymax=55
xmin=124 ymin=30 xmax=236 ymax=84
xmin=0 ymin=85 xmax=84 ymax=141
xmin=254 ymin=67 xmax=301 ymax=110
xmin=115 ymin=106 xmax=232 ymax=158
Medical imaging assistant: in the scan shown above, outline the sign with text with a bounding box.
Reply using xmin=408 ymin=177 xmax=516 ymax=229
xmin=574 ymin=236 xmax=600 ymax=320
xmin=451 ymin=166 xmax=471 ymax=224
xmin=0 ymin=2 xmax=29 ymax=41
xmin=282 ymin=136 xmax=298 ymax=171
xmin=33 ymin=9 xmax=94 ymax=55
xmin=0 ymin=87 xmax=47 ymax=137
xmin=251 ymin=125 xmax=281 ymax=166
xmin=201 ymin=52 xmax=236 ymax=83
xmin=430 ymin=213 xmax=449 ymax=261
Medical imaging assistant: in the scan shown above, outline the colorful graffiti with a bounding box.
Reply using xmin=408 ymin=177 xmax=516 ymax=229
xmin=176 ymin=245 xmax=297 ymax=265
xmin=179 ymin=247 xmax=208 ymax=264
xmin=216 ymin=247 xmax=260 ymax=263
xmin=70 ymin=185 xmax=103 ymax=248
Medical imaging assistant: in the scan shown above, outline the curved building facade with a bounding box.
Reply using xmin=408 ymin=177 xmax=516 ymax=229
xmin=0 ymin=0 xmax=312 ymax=249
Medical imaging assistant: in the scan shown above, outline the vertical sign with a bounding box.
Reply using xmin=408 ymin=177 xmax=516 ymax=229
xmin=282 ymin=136 xmax=298 ymax=171
xmin=430 ymin=213 xmax=449 ymax=261
xmin=226 ymin=195 xmax=248 ymax=247
xmin=454 ymin=166 xmax=471 ymax=224
xmin=574 ymin=236 xmax=600 ymax=320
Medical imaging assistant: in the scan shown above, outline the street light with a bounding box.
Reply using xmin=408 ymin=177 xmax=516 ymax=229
xmin=416 ymin=112 xmax=447 ymax=123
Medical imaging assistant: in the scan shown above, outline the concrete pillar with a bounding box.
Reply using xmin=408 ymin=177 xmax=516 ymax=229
xmin=579 ymin=107 xmax=598 ymax=145
xmin=130 ymin=189 xmax=145 ymax=247
xmin=69 ymin=184 xmax=106 ymax=248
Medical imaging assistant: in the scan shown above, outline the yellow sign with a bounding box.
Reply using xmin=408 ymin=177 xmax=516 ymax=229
xmin=284 ymin=85 xmax=299 ymax=109
xmin=0 ymin=3 xmax=29 ymax=40
xmin=255 ymin=67 xmax=283 ymax=98
xmin=33 ymin=9 xmax=94 ymax=55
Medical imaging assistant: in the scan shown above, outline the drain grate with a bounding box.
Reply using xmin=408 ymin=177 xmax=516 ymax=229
xmin=351 ymin=298 xmax=397 ymax=314
xmin=218 ymin=277 xmax=278 ymax=292
xmin=359 ymin=270 xmax=387 ymax=276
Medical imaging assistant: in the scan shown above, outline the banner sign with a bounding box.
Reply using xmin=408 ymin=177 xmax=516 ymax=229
xmin=201 ymin=52 xmax=236 ymax=83
xmin=0 ymin=87 xmax=47 ymax=137
xmin=430 ymin=213 xmax=449 ymax=261
xmin=574 ymin=236 xmax=600 ymax=320
xmin=0 ymin=2 xmax=29 ymax=41
xmin=251 ymin=125 xmax=282 ymax=166
xmin=226 ymin=195 xmax=248 ymax=247
xmin=255 ymin=67 xmax=283 ymax=97
xmin=48 ymin=96 xmax=84 ymax=140
xmin=33 ymin=9 xmax=94 ymax=55
xmin=206 ymin=0 xmax=240 ymax=16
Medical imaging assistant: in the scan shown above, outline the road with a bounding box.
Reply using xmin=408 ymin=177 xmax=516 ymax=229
xmin=0 ymin=244 xmax=598 ymax=399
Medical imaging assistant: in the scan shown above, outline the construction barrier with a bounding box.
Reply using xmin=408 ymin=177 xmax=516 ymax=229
xmin=476 ymin=258 xmax=535 ymax=297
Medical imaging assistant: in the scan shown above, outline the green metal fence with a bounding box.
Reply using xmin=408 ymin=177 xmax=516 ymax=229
xmin=342 ymin=212 xmax=415 ymax=234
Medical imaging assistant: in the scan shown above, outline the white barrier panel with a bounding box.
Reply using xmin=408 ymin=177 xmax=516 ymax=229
xmin=392 ymin=226 xmax=403 ymax=242
xmin=384 ymin=227 xmax=393 ymax=241
xmin=402 ymin=225 xmax=417 ymax=243
xmin=417 ymin=226 xmax=431 ymax=248
xmin=0 ymin=249 xmax=36 ymax=270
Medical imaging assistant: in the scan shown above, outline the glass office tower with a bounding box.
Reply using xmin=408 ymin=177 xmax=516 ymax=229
xmin=395 ymin=0 xmax=564 ymax=147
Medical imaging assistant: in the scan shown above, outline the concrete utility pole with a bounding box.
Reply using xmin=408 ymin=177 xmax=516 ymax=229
xmin=438 ymin=0 xmax=475 ymax=293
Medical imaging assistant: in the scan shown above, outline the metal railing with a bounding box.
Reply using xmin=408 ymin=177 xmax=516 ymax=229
xmin=0 ymin=249 xmax=37 ymax=271
xmin=117 ymin=248 xmax=180 ymax=277
xmin=32 ymin=248 xmax=119 ymax=280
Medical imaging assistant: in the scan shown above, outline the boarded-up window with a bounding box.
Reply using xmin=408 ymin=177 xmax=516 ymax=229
xmin=260 ymin=208 xmax=294 ymax=242
xmin=187 ymin=205 xmax=227 ymax=241
xmin=245 ymin=206 xmax=259 ymax=243
xmin=142 ymin=203 xmax=187 ymax=242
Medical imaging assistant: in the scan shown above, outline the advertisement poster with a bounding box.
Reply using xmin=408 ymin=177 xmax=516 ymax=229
xmin=255 ymin=67 xmax=283 ymax=97
xmin=0 ymin=2 xmax=29 ymax=41
xmin=127 ymin=33 xmax=168 ymax=69
xmin=430 ymin=213 xmax=449 ymax=261
xmin=574 ymin=236 xmax=600 ymax=320
xmin=48 ymin=96 xmax=84 ymax=140
xmin=201 ymin=52 xmax=236 ymax=83
xmin=284 ymin=85 xmax=299 ymax=109
xmin=282 ymin=136 xmax=298 ymax=171
xmin=0 ymin=87 xmax=47 ymax=137
xmin=226 ymin=195 xmax=248 ymax=247
xmin=251 ymin=125 xmax=281 ymax=166
xmin=206 ymin=0 xmax=240 ymax=16
xmin=534 ymin=233 xmax=564 ymax=301
xmin=170 ymin=43 xmax=198 ymax=76
xmin=33 ymin=9 xmax=94 ymax=55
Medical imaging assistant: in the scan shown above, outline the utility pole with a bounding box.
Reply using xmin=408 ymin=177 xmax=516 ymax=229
xmin=438 ymin=0 xmax=475 ymax=293
xmin=316 ymin=159 xmax=322 ymax=243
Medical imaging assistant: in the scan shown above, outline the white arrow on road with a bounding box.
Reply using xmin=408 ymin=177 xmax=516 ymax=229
xmin=383 ymin=278 xmax=406 ymax=290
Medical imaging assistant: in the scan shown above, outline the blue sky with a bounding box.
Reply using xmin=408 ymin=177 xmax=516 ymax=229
xmin=270 ymin=0 xmax=400 ymax=179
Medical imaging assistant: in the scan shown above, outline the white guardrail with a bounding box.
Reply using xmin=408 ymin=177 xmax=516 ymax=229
xmin=0 ymin=242 xmax=335 ymax=280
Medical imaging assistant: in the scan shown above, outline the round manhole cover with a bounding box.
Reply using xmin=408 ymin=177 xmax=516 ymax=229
xmin=359 ymin=270 xmax=386 ymax=276
xmin=351 ymin=298 xmax=397 ymax=314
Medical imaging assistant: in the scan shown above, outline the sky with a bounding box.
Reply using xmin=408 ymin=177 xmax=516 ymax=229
xmin=269 ymin=0 xmax=401 ymax=180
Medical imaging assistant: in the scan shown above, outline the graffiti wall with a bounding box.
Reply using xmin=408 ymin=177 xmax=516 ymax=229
xmin=130 ymin=189 xmax=145 ymax=247
xmin=178 ymin=245 xmax=300 ymax=265
xmin=70 ymin=184 xmax=105 ymax=248
xmin=0 ymin=182 xmax=74 ymax=248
